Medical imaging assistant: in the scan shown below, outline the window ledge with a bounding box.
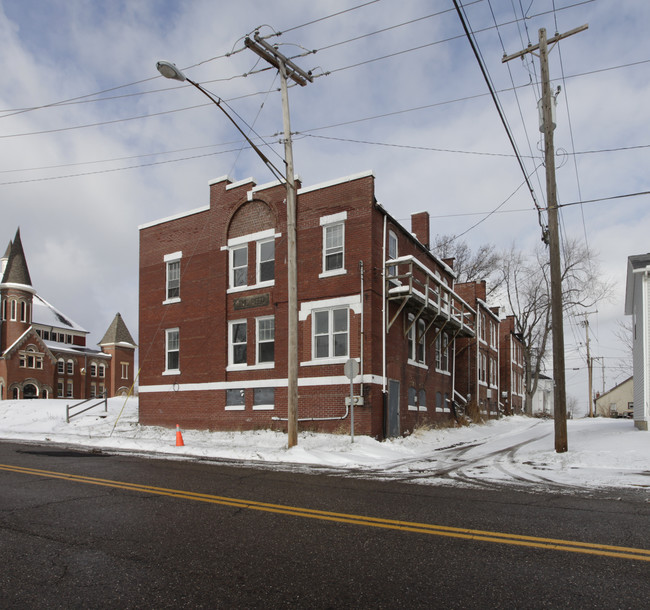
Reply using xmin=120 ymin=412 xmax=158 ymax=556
xmin=319 ymin=269 xmax=347 ymax=279
xmin=301 ymin=357 xmax=350 ymax=367
xmin=434 ymin=369 xmax=451 ymax=376
xmin=227 ymin=282 xmax=275 ymax=295
xmin=163 ymin=297 xmax=181 ymax=305
xmin=407 ymin=359 xmax=428 ymax=370
xmin=225 ymin=405 xmax=245 ymax=411
xmin=227 ymin=363 xmax=274 ymax=372
xmin=408 ymin=405 xmax=418 ymax=411
xmin=162 ymin=369 xmax=180 ymax=376
xmin=252 ymin=405 xmax=275 ymax=411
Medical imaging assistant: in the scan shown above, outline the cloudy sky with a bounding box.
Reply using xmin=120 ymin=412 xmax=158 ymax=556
xmin=1 ymin=0 xmax=647 ymax=413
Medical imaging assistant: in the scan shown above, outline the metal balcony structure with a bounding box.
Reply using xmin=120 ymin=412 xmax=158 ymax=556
xmin=386 ymin=255 xmax=475 ymax=341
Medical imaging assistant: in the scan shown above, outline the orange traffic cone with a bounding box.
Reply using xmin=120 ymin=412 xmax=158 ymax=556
xmin=176 ymin=424 xmax=185 ymax=447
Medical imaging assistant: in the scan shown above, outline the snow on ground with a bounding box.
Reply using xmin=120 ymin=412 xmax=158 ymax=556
xmin=0 ymin=397 xmax=648 ymax=494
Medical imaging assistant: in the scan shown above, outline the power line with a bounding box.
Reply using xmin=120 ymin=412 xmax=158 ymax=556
xmin=453 ymin=0 xmax=544 ymax=230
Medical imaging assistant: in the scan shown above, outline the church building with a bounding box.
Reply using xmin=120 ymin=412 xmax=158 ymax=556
xmin=0 ymin=229 xmax=136 ymax=401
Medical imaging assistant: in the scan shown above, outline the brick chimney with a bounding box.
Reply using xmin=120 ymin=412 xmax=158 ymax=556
xmin=411 ymin=211 xmax=430 ymax=249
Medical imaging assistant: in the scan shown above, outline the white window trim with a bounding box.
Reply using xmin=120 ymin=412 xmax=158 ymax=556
xmin=223 ymin=231 xmax=281 ymax=294
xmin=256 ymin=238 xmax=275 ymax=287
xmin=252 ymin=387 xmax=275 ymax=411
xmin=228 ymin=244 xmax=248 ymax=290
xmin=256 ymin=316 xmax=275 ymax=366
xmin=320 ymin=212 xmax=347 ymax=278
xmin=407 ymin=316 xmax=427 ymax=368
xmin=310 ymin=306 xmax=349 ymax=362
xmin=441 ymin=333 xmax=450 ymax=374
xmin=228 ymin=319 xmax=247 ymax=369
xmin=163 ymin=252 xmax=182 ymax=305
xmin=164 ymin=328 xmax=180 ymax=375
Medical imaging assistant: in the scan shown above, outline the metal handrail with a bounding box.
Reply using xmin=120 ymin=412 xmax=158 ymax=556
xmin=66 ymin=392 xmax=107 ymax=423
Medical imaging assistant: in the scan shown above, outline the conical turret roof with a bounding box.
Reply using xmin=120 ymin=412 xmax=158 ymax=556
xmin=1 ymin=229 xmax=32 ymax=287
xmin=99 ymin=312 xmax=136 ymax=347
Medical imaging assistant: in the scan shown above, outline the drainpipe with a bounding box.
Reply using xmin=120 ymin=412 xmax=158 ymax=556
xmin=359 ymin=260 xmax=365 ymax=388
xmin=382 ymin=214 xmax=387 ymax=394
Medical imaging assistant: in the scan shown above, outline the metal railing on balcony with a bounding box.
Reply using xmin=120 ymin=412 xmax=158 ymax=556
xmin=386 ymin=255 xmax=475 ymax=337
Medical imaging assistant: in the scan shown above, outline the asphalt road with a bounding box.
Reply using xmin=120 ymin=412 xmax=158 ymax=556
xmin=0 ymin=440 xmax=648 ymax=609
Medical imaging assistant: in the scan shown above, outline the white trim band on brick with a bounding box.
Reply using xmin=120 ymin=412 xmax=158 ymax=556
xmin=138 ymin=206 xmax=210 ymax=230
xmin=139 ymin=374 xmax=383 ymax=394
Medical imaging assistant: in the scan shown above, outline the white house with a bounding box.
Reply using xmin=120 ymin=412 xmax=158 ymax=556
xmin=531 ymin=373 xmax=554 ymax=417
xmin=594 ymin=376 xmax=633 ymax=418
xmin=624 ymin=253 xmax=650 ymax=431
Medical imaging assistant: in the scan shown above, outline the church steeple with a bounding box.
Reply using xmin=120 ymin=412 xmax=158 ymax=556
xmin=1 ymin=229 xmax=32 ymax=288
xmin=1 ymin=229 xmax=35 ymax=350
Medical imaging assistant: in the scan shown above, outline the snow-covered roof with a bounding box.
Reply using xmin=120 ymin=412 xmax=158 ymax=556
xmin=42 ymin=340 xmax=110 ymax=359
xmin=32 ymin=294 xmax=88 ymax=334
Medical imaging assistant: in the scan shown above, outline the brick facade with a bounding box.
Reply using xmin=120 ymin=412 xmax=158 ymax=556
xmin=454 ymin=281 xmax=501 ymax=419
xmin=139 ymin=171 xmax=525 ymax=437
xmin=499 ymin=315 xmax=525 ymax=414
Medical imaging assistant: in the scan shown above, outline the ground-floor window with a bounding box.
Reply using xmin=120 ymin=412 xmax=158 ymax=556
xmin=313 ymin=306 xmax=349 ymax=360
xmin=253 ymin=387 xmax=274 ymax=410
xmin=225 ymin=388 xmax=245 ymax=410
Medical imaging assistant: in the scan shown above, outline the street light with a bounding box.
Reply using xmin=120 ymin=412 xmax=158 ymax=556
xmin=157 ymin=56 xmax=302 ymax=447
xmin=156 ymin=61 xmax=285 ymax=184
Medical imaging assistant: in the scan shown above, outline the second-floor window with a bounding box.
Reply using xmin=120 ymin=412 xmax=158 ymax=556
xmin=229 ymin=321 xmax=247 ymax=366
xmin=407 ymin=315 xmax=425 ymax=364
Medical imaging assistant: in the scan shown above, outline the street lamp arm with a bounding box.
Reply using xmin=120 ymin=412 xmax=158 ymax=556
xmin=156 ymin=61 xmax=287 ymax=185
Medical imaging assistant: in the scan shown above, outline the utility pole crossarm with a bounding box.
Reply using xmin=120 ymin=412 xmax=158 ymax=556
xmin=502 ymin=24 xmax=588 ymax=63
xmin=245 ymin=33 xmax=313 ymax=86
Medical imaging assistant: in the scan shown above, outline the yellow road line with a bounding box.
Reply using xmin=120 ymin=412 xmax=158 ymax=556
xmin=2 ymin=462 xmax=649 ymax=562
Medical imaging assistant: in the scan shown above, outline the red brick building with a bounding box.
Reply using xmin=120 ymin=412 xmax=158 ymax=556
xmin=454 ymin=281 xmax=501 ymax=419
xmin=138 ymin=171 xmax=477 ymax=438
xmin=0 ymin=229 xmax=136 ymax=401
xmin=499 ymin=315 xmax=525 ymax=414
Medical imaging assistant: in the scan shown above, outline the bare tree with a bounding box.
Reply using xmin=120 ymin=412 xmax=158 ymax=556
xmin=433 ymin=234 xmax=503 ymax=296
xmin=611 ymin=319 xmax=633 ymax=379
xmin=500 ymin=238 xmax=613 ymax=414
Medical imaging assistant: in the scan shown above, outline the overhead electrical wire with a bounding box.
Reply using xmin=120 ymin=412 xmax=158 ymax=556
xmin=452 ymin=0 xmax=546 ymax=234
xmin=1 ymin=0 xmax=600 ymax=118
xmin=489 ymin=0 xmax=547 ymax=210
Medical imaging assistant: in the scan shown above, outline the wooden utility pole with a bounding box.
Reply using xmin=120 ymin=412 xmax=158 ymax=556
xmin=503 ymin=24 xmax=587 ymax=453
xmin=584 ymin=315 xmax=593 ymax=417
xmin=245 ymin=33 xmax=313 ymax=448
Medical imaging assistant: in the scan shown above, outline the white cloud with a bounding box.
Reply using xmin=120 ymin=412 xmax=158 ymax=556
xmin=0 ymin=0 xmax=648 ymax=411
